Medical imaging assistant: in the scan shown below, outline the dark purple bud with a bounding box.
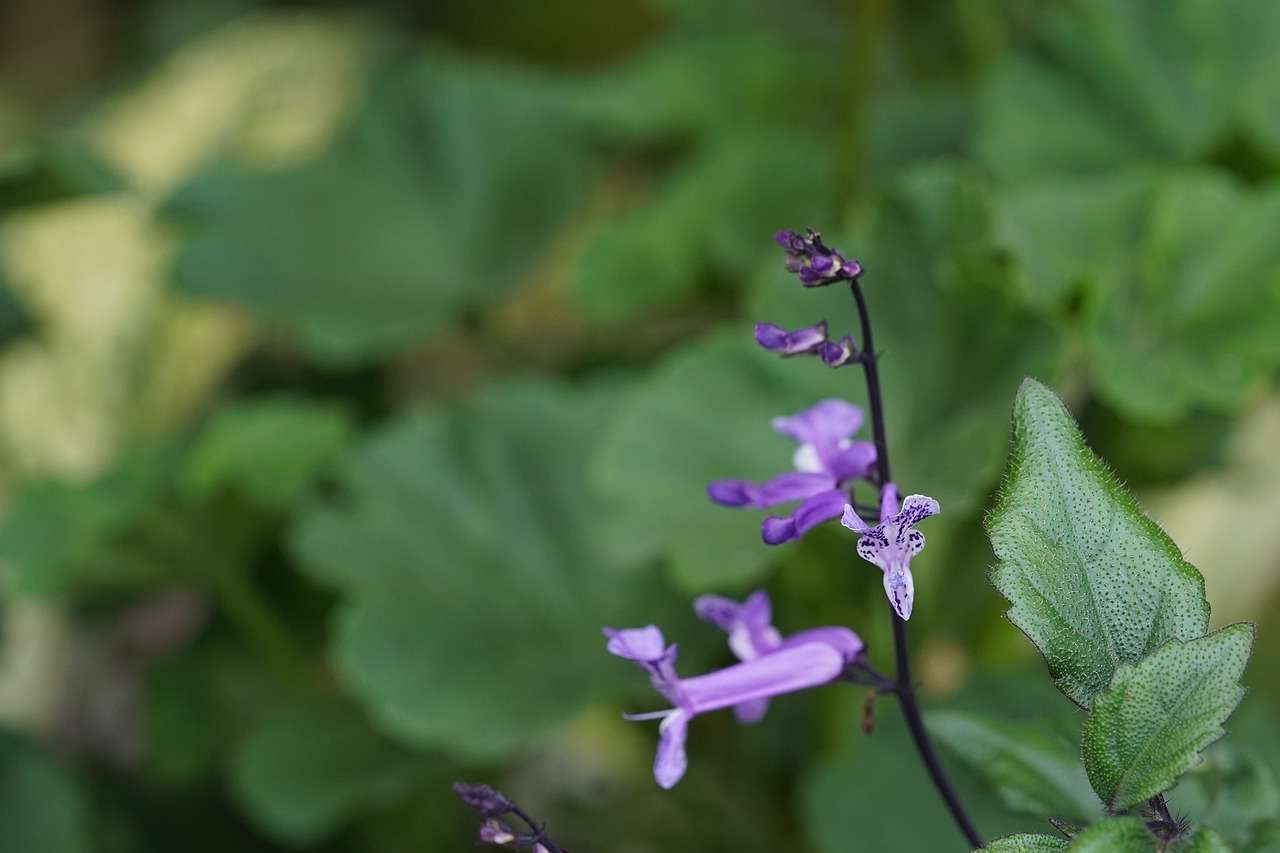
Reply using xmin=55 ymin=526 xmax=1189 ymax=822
xmin=798 ymin=266 xmax=825 ymax=285
xmin=454 ymin=782 xmax=513 ymax=818
xmin=841 ymin=259 xmax=863 ymax=279
xmin=809 ymin=254 xmax=835 ymax=274
xmin=784 ymin=255 xmax=804 ymax=273
xmin=820 ymin=336 xmax=857 ymax=367
xmin=774 ymin=229 xmax=799 ymax=249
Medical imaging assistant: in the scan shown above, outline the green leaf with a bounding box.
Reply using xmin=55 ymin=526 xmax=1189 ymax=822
xmin=181 ymin=397 xmax=353 ymax=508
xmin=1167 ymin=704 xmax=1280 ymax=846
xmin=169 ymin=54 xmax=586 ymax=364
xmin=230 ymin=704 xmax=426 ymax=844
xmin=1085 ymin=172 xmax=1280 ymax=423
xmin=801 ymin=710 xmax=1045 ymax=853
xmin=1082 ymin=624 xmax=1254 ymax=811
xmin=0 ymin=732 xmax=91 ymax=853
xmin=0 ymin=447 xmax=178 ymax=595
xmin=291 ymin=380 xmax=677 ymax=758
xmin=1063 ymin=817 xmax=1154 ymax=852
xmin=572 ymin=134 xmax=833 ymax=324
xmin=986 ymin=378 xmax=1210 ymax=708
xmin=976 ymin=0 xmax=1280 ymax=180
xmin=930 ymin=711 xmax=1100 ymax=822
xmin=1172 ymin=828 xmax=1233 ymax=853
xmin=592 ymin=331 xmax=825 ymax=591
xmin=983 ymin=836 xmax=1068 ymax=852
xmin=993 ymin=171 xmax=1154 ymax=310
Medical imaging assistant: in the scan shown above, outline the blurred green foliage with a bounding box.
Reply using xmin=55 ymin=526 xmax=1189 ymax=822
xmin=0 ymin=0 xmax=1277 ymax=850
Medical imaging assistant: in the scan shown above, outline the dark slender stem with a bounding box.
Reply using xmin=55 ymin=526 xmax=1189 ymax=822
xmin=510 ymin=805 xmax=565 ymax=853
xmin=849 ymin=278 xmax=984 ymax=850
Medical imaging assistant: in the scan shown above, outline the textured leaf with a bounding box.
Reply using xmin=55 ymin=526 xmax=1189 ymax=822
xmin=230 ymin=704 xmax=426 ymax=844
xmin=930 ymin=711 xmax=1100 ymax=822
xmin=983 ymin=836 xmax=1067 ymax=853
xmin=1082 ymin=624 xmax=1254 ymax=811
xmin=170 ymin=54 xmax=586 ymax=364
xmin=181 ymin=397 xmax=353 ymax=508
xmin=292 ymin=380 xmax=676 ymax=758
xmin=1086 ymin=172 xmax=1280 ymax=423
xmin=987 ymin=378 xmax=1210 ymax=708
xmin=1063 ymin=817 xmax=1154 ymax=852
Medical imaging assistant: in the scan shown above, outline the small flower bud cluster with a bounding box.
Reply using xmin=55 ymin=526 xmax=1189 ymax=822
xmin=775 ymin=228 xmax=862 ymax=285
xmin=454 ymin=783 xmax=560 ymax=852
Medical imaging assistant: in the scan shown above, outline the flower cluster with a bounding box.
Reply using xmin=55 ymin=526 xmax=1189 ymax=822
xmin=708 ymin=399 xmax=876 ymax=544
xmin=605 ymin=590 xmax=861 ymax=788
xmin=454 ymin=783 xmax=560 ymax=852
xmin=775 ymin=228 xmax=863 ymax=285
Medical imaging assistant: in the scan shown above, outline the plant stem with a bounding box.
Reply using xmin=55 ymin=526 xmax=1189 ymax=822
xmin=849 ymin=278 xmax=984 ymax=850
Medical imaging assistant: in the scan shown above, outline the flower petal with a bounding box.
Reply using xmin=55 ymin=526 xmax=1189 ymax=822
xmin=828 ymin=441 xmax=877 ymax=481
xmin=707 ymin=479 xmax=756 ymax=507
xmin=753 ymin=472 xmax=834 ymax=505
xmin=603 ymin=626 xmax=666 ymax=662
xmin=879 ymin=482 xmax=901 ymax=522
xmin=897 ymin=494 xmax=941 ymax=527
xmin=840 ymin=503 xmax=869 ymax=532
xmin=883 ymin=566 xmax=915 ymax=620
xmin=678 ymin=643 xmax=845 ymax=714
xmin=772 ymin=399 xmax=864 ymax=448
xmin=654 ymin=710 xmax=690 ymax=789
xmin=692 ymin=595 xmax=740 ymax=631
xmin=761 ymin=489 xmax=847 ymax=544
xmin=754 ymin=321 xmax=828 ymax=355
xmin=778 ymin=626 xmax=864 ymax=664
xmin=733 ymin=698 xmax=770 ymax=725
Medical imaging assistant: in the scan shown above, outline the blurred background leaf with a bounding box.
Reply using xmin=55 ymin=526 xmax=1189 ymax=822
xmin=0 ymin=0 xmax=1276 ymax=850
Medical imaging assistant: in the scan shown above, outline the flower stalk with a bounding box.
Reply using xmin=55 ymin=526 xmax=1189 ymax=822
xmin=847 ymin=275 xmax=984 ymax=849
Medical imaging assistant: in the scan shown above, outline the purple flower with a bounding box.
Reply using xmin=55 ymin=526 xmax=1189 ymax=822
xmin=480 ymin=819 xmax=517 ymax=845
xmin=775 ymin=227 xmax=863 ymax=286
xmin=755 ymin=321 xmax=860 ymax=368
xmin=605 ymin=613 xmax=861 ymax=788
xmin=754 ymin=321 xmax=828 ymax=356
xmin=708 ymin=399 xmax=876 ymax=545
xmin=840 ymin=483 xmax=940 ymax=620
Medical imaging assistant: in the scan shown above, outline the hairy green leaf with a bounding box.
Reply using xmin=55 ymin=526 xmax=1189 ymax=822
xmin=987 ymin=379 xmax=1210 ymax=708
xmin=930 ymin=711 xmax=1100 ymax=822
xmin=1082 ymin=624 xmax=1254 ymax=811
xmin=983 ymin=836 xmax=1067 ymax=852
xmin=1063 ymin=817 xmax=1153 ymax=852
